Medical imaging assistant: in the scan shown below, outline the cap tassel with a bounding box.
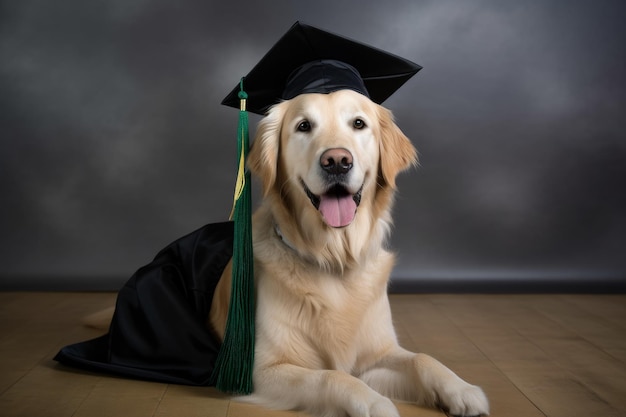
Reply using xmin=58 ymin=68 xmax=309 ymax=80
xmin=212 ymin=78 xmax=255 ymax=394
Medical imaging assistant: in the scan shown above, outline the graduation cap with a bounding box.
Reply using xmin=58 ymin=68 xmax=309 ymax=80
xmin=214 ymin=22 xmax=421 ymax=395
xmin=222 ymin=21 xmax=422 ymax=115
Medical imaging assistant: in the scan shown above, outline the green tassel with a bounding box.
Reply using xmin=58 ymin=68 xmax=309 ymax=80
xmin=212 ymin=78 xmax=255 ymax=395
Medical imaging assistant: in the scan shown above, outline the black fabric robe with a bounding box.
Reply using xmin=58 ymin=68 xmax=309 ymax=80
xmin=54 ymin=222 xmax=234 ymax=386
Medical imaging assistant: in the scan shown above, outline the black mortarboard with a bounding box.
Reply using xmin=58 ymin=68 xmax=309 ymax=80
xmin=222 ymin=21 xmax=422 ymax=115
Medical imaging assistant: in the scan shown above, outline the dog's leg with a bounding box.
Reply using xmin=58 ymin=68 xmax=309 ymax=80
xmin=243 ymin=364 xmax=400 ymax=417
xmin=358 ymin=348 xmax=489 ymax=417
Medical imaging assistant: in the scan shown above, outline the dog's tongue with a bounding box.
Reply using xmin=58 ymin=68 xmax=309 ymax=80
xmin=319 ymin=194 xmax=357 ymax=228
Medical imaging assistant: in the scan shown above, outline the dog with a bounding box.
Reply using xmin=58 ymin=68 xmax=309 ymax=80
xmin=208 ymin=90 xmax=489 ymax=417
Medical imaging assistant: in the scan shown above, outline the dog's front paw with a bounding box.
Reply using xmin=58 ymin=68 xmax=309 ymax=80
xmin=368 ymin=396 xmax=400 ymax=417
xmin=437 ymin=383 xmax=489 ymax=417
xmin=345 ymin=394 xmax=399 ymax=417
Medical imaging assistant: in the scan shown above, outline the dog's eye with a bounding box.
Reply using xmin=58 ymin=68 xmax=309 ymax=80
xmin=353 ymin=118 xmax=366 ymax=129
xmin=297 ymin=120 xmax=311 ymax=132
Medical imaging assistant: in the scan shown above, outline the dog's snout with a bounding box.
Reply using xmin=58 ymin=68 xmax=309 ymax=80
xmin=320 ymin=148 xmax=353 ymax=176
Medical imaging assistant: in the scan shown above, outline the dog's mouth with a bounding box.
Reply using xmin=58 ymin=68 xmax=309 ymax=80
xmin=301 ymin=180 xmax=363 ymax=228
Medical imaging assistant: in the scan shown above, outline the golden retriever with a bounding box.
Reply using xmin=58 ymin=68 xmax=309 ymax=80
xmin=209 ymin=90 xmax=489 ymax=417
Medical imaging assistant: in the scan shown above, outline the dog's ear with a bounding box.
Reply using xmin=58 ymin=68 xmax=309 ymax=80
xmin=247 ymin=103 xmax=285 ymax=196
xmin=377 ymin=106 xmax=418 ymax=189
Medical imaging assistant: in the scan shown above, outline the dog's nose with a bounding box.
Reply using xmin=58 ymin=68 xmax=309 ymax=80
xmin=320 ymin=148 xmax=353 ymax=175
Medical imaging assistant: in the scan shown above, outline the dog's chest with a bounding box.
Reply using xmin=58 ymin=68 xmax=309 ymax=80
xmin=257 ymin=264 xmax=388 ymax=372
xmin=308 ymin=279 xmax=374 ymax=370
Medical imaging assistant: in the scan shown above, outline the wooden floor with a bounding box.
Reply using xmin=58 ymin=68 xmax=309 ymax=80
xmin=1 ymin=292 xmax=625 ymax=417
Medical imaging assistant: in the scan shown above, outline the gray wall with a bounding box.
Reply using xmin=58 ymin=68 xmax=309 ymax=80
xmin=2 ymin=0 xmax=625 ymax=291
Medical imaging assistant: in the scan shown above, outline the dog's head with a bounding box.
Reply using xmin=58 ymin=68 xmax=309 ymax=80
xmin=248 ymin=90 xmax=417 ymax=267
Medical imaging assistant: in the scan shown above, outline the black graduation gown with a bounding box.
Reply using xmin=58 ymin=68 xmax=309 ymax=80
xmin=54 ymin=222 xmax=234 ymax=386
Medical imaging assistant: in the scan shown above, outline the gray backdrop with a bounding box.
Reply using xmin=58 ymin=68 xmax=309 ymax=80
xmin=2 ymin=0 xmax=625 ymax=291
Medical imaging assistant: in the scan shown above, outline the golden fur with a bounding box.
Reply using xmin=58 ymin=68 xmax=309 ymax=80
xmin=209 ymin=90 xmax=489 ymax=417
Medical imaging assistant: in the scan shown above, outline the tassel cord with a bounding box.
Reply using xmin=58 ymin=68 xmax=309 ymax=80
xmin=212 ymin=79 xmax=255 ymax=395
